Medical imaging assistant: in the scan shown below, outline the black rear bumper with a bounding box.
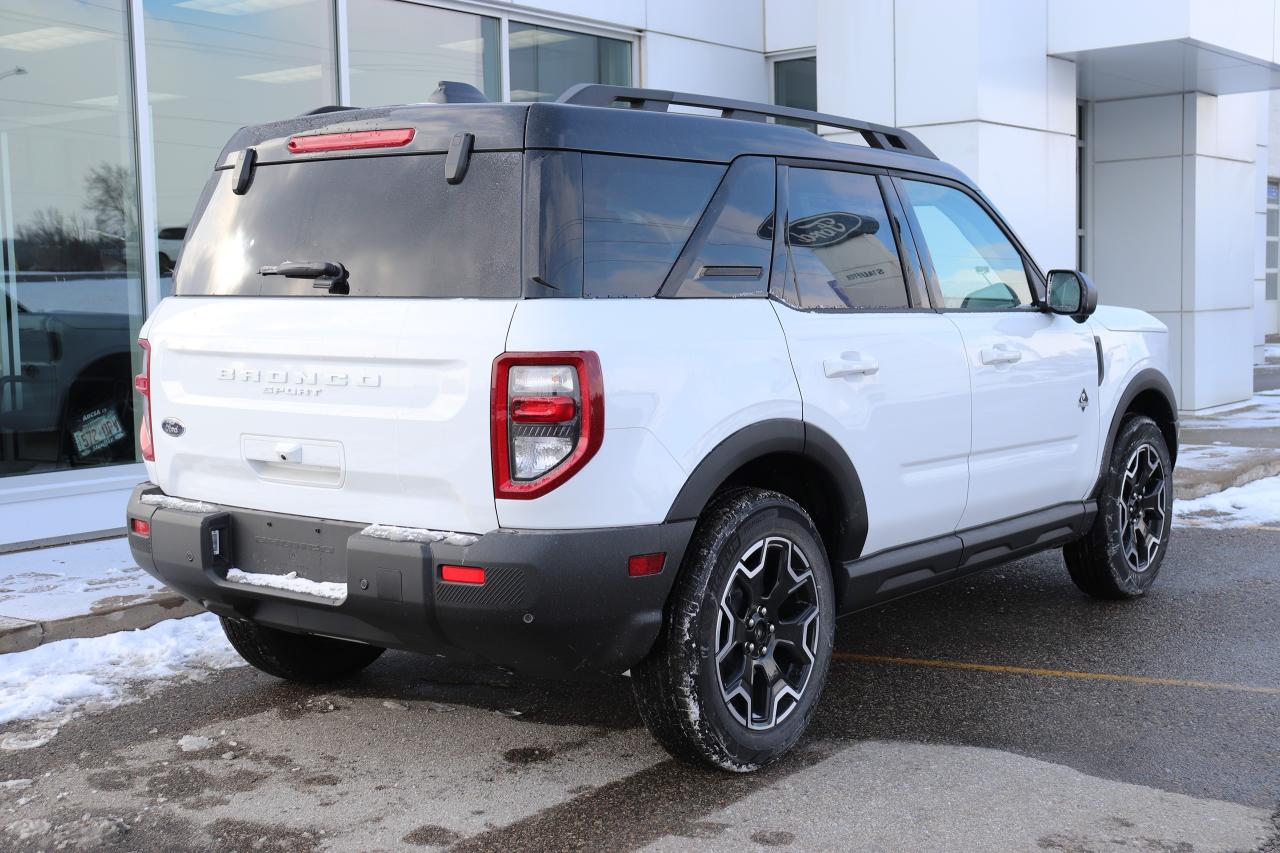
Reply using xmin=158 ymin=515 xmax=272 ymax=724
xmin=127 ymin=484 xmax=694 ymax=678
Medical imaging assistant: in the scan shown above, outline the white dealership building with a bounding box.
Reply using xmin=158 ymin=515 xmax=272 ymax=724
xmin=1 ymin=0 xmax=1279 ymax=547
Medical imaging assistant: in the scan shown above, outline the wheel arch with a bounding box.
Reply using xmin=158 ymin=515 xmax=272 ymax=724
xmin=1095 ymin=368 xmax=1178 ymax=497
xmin=664 ymin=419 xmax=869 ymax=568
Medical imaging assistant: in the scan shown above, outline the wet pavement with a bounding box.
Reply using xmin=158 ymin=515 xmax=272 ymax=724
xmin=3 ymin=526 xmax=1277 ymax=851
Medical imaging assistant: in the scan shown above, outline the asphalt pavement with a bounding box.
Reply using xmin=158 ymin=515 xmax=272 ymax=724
xmin=3 ymin=527 xmax=1278 ymax=852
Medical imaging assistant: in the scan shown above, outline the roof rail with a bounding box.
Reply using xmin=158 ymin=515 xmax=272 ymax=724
xmin=556 ymin=84 xmax=936 ymax=160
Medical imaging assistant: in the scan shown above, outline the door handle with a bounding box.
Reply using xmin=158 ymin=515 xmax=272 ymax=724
xmin=980 ymin=344 xmax=1022 ymax=366
xmin=824 ymin=353 xmax=880 ymax=378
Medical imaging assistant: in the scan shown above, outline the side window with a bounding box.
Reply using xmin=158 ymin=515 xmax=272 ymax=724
xmin=581 ymin=154 xmax=725 ymax=297
xmin=900 ymin=180 xmax=1033 ymax=310
xmin=782 ymin=168 xmax=910 ymax=310
xmin=667 ymin=156 xmax=775 ymax=298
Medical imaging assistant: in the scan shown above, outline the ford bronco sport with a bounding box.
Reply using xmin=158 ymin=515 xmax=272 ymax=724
xmin=126 ymin=83 xmax=1177 ymax=772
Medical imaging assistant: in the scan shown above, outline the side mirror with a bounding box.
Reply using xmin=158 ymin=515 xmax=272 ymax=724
xmin=1045 ymin=269 xmax=1098 ymax=323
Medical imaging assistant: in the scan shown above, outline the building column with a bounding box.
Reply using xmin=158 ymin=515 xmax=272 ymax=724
xmin=815 ymin=0 xmax=1077 ymax=271
xmin=1090 ymin=93 xmax=1257 ymax=410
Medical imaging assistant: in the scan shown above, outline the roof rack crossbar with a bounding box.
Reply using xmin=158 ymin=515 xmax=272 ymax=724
xmin=556 ymin=84 xmax=937 ymax=159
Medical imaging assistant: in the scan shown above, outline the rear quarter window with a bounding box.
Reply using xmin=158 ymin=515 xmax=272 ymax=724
xmin=580 ymin=154 xmax=725 ymax=298
xmin=175 ymin=152 xmax=521 ymax=298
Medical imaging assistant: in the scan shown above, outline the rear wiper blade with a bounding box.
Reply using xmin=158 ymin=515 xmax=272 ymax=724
xmin=259 ymin=260 xmax=349 ymax=294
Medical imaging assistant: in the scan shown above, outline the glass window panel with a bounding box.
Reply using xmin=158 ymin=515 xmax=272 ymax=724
xmin=349 ymin=1 xmax=498 ymax=106
xmin=1268 ymin=240 xmax=1278 ymax=270
xmin=0 ymin=1 xmax=144 ymax=476
xmin=142 ymin=0 xmax=336 ymax=297
xmin=509 ymin=23 xmax=630 ymax=103
xmin=177 ymin=154 xmax=522 ymax=298
xmin=1268 ymin=208 xmax=1278 ymax=237
xmin=902 ymin=180 xmax=1032 ymax=310
xmin=581 ymin=155 xmax=723 ymax=297
xmin=671 ymin=156 xmax=775 ymax=298
xmin=773 ymin=57 xmax=816 ymax=132
xmin=1266 ymin=271 xmax=1277 ymax=301
xmin=784 ymin=169 xmax=909 ymax=310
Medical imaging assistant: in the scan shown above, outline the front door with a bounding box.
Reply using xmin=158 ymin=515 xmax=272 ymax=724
xmin=772 ymin=165 xmax=971 ymax=558
xmin=897 ymin=177 xmax=1100 ymax=530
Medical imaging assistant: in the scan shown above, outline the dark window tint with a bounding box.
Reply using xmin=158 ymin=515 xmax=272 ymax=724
xmin=668 ymin=156 xmax=775 ymax=298
xmin=581 ymin=155 xmax=724 ymax=298
xmin=773 ymin=57 xmax=817 ymax=132
xmin=175 ymin=153 xmax=521 ymax=297
xmin=901 ymin=180 xmax=1032 ymax=310
xmin=782 ymin=169 xmax=909 ymax=309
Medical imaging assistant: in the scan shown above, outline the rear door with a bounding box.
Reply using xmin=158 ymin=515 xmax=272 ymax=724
xmin=770 ymin=163 xmax=972 ymax=558
xmin=895 ymin=177 xmax=1101 ymax=530
xmin=143 ymin=148 xmax=524 ymax=534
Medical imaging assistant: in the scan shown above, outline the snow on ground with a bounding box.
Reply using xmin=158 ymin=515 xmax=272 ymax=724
xmin=226 ymin=568 xmax=347 ymax=601
xmin=1180 ymin=390 xmax=1280 ymax=430
xmin=1174 ymin=443 xmax=1267 ymax=471
xmin=0 ymin=614 xmax=242 ymax=746
xmin=0 ymin=538 xmax=161 ymax=622
xmin=1175 ymin=475 xmax=1280 ymax=529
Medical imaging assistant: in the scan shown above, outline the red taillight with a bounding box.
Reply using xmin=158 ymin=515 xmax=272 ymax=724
xmin=287 ymin=128 xmax=415 ymax=154
xmin=441 ymin=565 xmax=485 ymax=585
xmin=130 ymin=518 xmax=151 ymax=538
xmin=135 ymin=338 xmax=153 ymax=462
xmin=628 ymin=553 xmax=665 ymax=577
xmin=491 ymin=352 xmax=604 ymax=500
xmin=511 ymin=395 xmax=576 ymax=423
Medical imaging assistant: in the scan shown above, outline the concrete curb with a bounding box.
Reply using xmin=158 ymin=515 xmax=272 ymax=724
xmin=0 ymin=592 xmax=203 ymax=655
xmin=1174 ymin=458 xmax=1280 ymax=500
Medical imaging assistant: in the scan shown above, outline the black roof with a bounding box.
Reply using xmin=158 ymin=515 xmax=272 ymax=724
xmin=215 ymin=86 xmax=967 ymax=186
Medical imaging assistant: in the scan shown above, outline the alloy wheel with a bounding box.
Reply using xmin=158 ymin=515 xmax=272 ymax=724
xmin=1119 ymin=442 xmax=1167 ymax=573
xmin=714 ymin=535 xmax=820 ymax=730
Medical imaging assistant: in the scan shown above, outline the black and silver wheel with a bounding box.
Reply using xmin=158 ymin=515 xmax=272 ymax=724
xmin=632 ymin=488 xmax=835 ymax=771
xmin=1064 ymin=415 xmax=1173 ymax=599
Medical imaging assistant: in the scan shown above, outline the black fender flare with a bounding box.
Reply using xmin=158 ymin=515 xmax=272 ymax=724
xmin=1093 ymin=367 xmax=1178 ymax=497
xmin=663 ymin=418 xmax=869 ymax=562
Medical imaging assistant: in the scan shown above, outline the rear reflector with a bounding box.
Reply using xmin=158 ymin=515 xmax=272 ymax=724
xmin=287 ymin=128 xmax=415 ymax=154
xmin=628 ymin=553 xmax=665 ymax=577
xmin=441 ymin=565 xmax=485 ymax=585
xmin=130 ymin=518 xmax=151 ymax=537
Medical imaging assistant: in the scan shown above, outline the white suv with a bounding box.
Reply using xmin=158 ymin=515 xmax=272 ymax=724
xmin=127 ymin=83 xmax=1178 ymax=772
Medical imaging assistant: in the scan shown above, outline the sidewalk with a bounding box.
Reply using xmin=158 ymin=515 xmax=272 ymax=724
xmin=1175 ymin=388 xmax=1280 ymax=499
xmin=1 ymin=379 xmax=1277 ymax=656
xmin=0 ymin=538 xmax=200 ymax=654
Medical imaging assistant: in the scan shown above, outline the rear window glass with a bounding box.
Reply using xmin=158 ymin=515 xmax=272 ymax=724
xmin=175 ymin=153 xmax=521 ymax=298
xmin=581 ymin=154 xmax=724 ymax=297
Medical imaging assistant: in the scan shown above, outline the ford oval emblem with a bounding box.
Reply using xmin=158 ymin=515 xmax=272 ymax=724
xmin=161 ymin=418 xmax=185 ymax=437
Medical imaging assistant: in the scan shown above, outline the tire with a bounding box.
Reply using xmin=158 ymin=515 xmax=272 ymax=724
xmin=1064 ymin=415 xmax=1173 ymax=599
xmin=220 ymin=617 xmax=384 ymax=683
xmin=632 ymin=488 xmax=836 ymax=772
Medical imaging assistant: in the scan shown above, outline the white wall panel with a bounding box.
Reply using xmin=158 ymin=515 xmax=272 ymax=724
xmin=815 ymin=0 xmax=893 ymax=125
xmin=765 ymin=0 xmax=816 ymax=52
xmin=646 ymin=0 xmax=763 ymax=52
xmin=642 ymin=33 xmax=769 ymax=101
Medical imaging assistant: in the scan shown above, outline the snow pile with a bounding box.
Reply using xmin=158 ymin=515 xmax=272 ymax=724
xmin=1175 ymin=475 xmax=1280 ymax=529
xmin=0 ymin=614 xmax=242 ymax=732
xmin=360 ymin=523 xmax=478 ymax=547
xmin=225 ymin=568 xmax=347 ymax=602
xmin=139 ymin=494 xmax=218 ymax=513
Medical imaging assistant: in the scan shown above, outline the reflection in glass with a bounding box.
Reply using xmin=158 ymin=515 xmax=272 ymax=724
xmin=582 ymin=155 xmax=723 ymax=297
xmin=509 ymin=23 xmax=630 ymax=103
xmin=0 ymin=1 xmax=144 ymax=476
xmin=142 ymin=0 xmax=337 ymax=296
xmin=672 ymin=156 xmax=774 ymax=298
xmin=349 ymin=0 xmax=499 ymax=106
xmin=784 ymin=169 xmax=909 ymax=309
xmin=902 ymin=180 xmax=1032 ymax=310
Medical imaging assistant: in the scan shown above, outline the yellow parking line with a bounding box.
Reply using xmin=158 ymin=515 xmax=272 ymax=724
xmin=833 ymin=653 xmax=1280 ymax=696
